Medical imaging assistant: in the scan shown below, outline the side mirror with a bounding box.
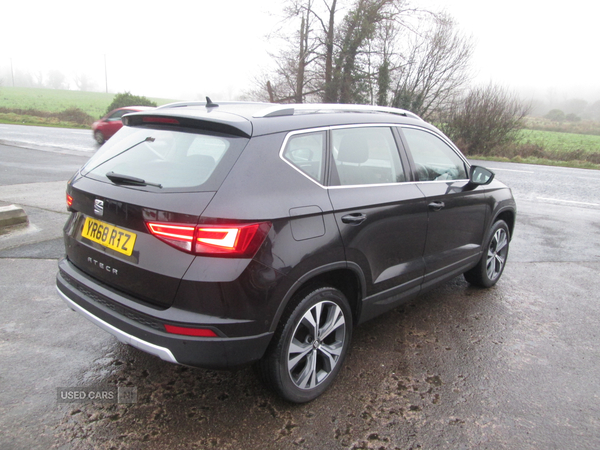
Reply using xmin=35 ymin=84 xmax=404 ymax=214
xmin=466 ymin=165 xmax=495 ymax=189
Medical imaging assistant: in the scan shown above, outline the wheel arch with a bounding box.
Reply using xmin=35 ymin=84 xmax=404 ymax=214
xmin=94 ymin=129 xmax=106 ymax=144
xmin=493 ymin=207 xmax=516 ymax=239
xmin=269 ymin=262 xmax=366 ymax=332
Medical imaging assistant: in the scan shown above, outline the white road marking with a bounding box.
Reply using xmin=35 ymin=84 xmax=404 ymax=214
xmin=492 ymin=168 xmax=535 ymax=173
xmin=537 ymin=197 xmax=599 ymax=207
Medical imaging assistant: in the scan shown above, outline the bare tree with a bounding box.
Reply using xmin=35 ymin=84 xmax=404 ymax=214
xmin=374 ymin=18 xmax=397 ymax=106
xmin=322 ymin=0 xmax=339 ymax=102
xmin=256 ymin=0 xmax=336 ymax=103
xmin=73 ymin=72 xmax=96 ymax=91
xmin=33 ymin=70 xmax=45 ymax=88
xmin=249 ymin=0 xmax=472 ymax=117
xmin=587 ymin=100 xmax=600 ymax=121
xmin=47 ymin=70 xmax=68 ymax=90
xmin=389 ymin=13 xmax=473 ymax=119
xmin=439 ymin=84 xmax=531 ymax=155
xmin=332 ymin=0 xmax=398 ymax=104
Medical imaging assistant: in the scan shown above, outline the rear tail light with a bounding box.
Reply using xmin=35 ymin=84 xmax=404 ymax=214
xmin=146 ymin=223 xmax=195 ymax=252
xmin=146 ymin=221 xmax=271 ymax=258
xmin=66 ymin=194 xmax=73 ymax=208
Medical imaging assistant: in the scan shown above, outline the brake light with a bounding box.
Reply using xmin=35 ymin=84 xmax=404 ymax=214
xmin=146 ymin=222 xmax=271 ymax=258
xmin=196 ymin=228 xmax=239 ymax=249
xmin=142 ymin=116 xmax=180 ymax=125
xmin=66 ymin=194 xmax=73 ymax=208
xmin=164 ymin=324 xmax=218 ymax=337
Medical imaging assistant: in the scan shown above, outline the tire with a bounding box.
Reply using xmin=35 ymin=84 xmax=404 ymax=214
xmin=94 ymin=130 xmax=105 ymax=145
xmin=260 ymin=287 xmax=352 ymax=403
xmin=464 ymin=220 xmax=510 ymax=288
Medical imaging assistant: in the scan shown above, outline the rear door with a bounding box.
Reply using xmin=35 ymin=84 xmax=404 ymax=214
xmin=399 ymin=126 xmax=488 ymax=288
xmin=326 ymin=125 xmax=429 ymax=320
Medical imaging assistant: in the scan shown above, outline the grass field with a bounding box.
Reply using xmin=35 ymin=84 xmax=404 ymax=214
xmin=0 ymin=87 xmax=177 ymax=119
xmin=524 ymin=116 xmax=600 ymax=136
xmin=518 ymin=129 xmax=600 ymax=154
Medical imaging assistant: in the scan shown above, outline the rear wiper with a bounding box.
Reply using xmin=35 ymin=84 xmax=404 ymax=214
xmin=106 ymin=171 xmax=163 ymax=188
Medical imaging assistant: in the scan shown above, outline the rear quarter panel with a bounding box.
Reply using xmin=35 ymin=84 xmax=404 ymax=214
xmin=201 ymin=133 xmax=347 ymax=327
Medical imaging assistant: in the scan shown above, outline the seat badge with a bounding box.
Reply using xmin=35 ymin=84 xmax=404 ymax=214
xmin=94 ymin=199 xmax=104 ymax=216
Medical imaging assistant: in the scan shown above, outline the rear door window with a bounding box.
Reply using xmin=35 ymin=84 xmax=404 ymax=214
xmin=82 ymin=127 xmax=248 ymax=191
xmin=330 ymin=127 xmax=406 ymax=186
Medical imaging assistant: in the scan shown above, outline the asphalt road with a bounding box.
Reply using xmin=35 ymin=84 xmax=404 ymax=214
xmin=1 ymin=128 xmax=599 ymax=449
xmin=0 ymin=123 xmax=98 ymax=154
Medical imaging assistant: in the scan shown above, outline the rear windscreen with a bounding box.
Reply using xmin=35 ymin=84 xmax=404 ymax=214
xmin=81 ymin=127 xmax=248 ymax=191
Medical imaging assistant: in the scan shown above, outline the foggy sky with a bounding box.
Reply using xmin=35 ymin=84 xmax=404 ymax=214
xmin=1 ymin=0 xmax=598 ymax=103
xmin=424 ymin=0 xmax=600 ymax=102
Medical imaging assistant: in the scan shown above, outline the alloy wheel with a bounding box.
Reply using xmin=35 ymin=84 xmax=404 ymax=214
xmin=486 ymin=228 xmax=508 ymax=281
xmin=287 ymin=300 xmax=346 ymax=390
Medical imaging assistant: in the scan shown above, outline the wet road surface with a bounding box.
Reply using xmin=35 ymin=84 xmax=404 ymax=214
xmin=49 ymin=264 xmax=600 ymax=450
xmin=0 ymin=124 xmax=98 ymax=154
xmin=1 ymin=139 xmax=599 ymax=449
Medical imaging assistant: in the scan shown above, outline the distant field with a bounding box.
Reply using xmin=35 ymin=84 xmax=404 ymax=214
xmin=524 ymin=116 xmax=600 ymax=136
xmin=518 ymin=129 xmax=600 ymax=154
xmin=1 ymin=87 xmax=599 ymax=169
xmin=0 ymin=87 xmax=177 ymax=119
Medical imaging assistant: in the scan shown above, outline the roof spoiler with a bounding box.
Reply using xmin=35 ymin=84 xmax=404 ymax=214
xmin=122 ymin=113 xmax=252 ymax=138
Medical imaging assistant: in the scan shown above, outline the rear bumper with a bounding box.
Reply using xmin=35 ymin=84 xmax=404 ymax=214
xmin=56 ymin=258 xmax=273 ymax=369
xmin=57 ymin=287 xmax=179 ymax=363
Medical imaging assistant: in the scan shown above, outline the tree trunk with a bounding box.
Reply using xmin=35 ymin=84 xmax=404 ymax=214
xmin=323 ymin=0 xmax=337 ymax=103
xmin=296 ymin=13 xmax=307 ymax=103
xmin=267 ymin=81 xmax=275 ymax=103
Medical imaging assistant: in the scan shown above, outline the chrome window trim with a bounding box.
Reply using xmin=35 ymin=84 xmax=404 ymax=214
xmin=279 ymin=127 xmax=328 ymax=187
xmin=279 ymin=124 xmax=407 ymax=189
xmin=328 ymin=179 xmax=468 ymax=189
xmin=278 ymin=123 xmax=471 ymax=189
xmin=328 ymin=181 xmax=417 ymax=189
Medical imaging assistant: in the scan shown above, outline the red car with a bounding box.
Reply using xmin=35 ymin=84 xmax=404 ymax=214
xmin=92 ymin=106 xmax=154 ymax=144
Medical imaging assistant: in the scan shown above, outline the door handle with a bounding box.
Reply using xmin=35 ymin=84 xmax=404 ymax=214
xmin=341 ymin=213 xmax=367 ymax=225
xmin=428 ymin=201 xmax=445 ymax=211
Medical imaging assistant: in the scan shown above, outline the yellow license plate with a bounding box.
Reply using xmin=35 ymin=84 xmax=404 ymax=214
xmin=82 ymin=217 xmax=137 ymax=256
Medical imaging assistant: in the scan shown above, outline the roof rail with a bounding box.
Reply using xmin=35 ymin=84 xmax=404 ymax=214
xmin=253 ymin=103 xmax=422 ymax=121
